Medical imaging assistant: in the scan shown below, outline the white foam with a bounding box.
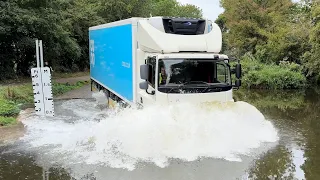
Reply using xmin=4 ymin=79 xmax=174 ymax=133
xmin=20 ymin=100 xmax=279 ymax=171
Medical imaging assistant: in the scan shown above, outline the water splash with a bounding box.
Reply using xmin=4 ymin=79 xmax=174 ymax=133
xmin=19 ymin=96 xmax=279 ymax=171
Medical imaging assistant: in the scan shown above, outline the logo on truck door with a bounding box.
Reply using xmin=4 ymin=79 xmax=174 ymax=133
xmin=90 ymin=40 xmax=95 ymax=67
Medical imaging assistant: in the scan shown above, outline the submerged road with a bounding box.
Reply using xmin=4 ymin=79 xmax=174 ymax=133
xmin=1 ymin=97 xmax=274 ymax=180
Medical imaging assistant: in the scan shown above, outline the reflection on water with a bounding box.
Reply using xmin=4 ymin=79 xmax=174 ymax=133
xmin=235 ymin=88 xmax=320 ymax=180
xmin=0 ymin=146 xmax=72 ymax=180
xmin=1 ymin=88 xmax=320 ymax=179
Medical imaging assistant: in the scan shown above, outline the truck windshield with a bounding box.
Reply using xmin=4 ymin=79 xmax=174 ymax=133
xmin=158 ymin=58 xmax=232 ymax=93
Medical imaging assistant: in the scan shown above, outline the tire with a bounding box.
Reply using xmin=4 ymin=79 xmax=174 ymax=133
xmin=102 ymin=89 xmax=110 ymax=108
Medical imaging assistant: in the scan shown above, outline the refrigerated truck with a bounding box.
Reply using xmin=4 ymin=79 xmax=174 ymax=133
xmin=89 ymin=16 xmax=242 ymax=108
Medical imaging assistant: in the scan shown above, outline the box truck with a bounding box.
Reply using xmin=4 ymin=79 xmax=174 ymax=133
xmin=89 ymin=16 xmax=242 ymax=108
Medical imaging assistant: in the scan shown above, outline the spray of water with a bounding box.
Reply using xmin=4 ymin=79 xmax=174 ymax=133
xmin=19 ymin=93 xmax=279 ymax=171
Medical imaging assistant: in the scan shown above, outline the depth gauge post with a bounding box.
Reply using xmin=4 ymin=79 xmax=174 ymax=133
xmin=31 ymin=40 xmax=55 ymax=117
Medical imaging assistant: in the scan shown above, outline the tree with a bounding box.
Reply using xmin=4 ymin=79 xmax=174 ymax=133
xmin=219 ymin=0 xmax=295 ymax=59
xmin=302 ymin=0 xmax=320 ymax=79
xmin=174 ymin=3 xmax=203 ymax=18
xmin=215 ymin=14 xmax=229 ymax=53
xmin=0 ymin=0 xmax=203 ymax=80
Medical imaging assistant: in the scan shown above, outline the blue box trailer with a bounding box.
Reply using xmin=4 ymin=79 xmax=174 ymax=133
xmin=89 ymin=20 xmax=137 ymax=104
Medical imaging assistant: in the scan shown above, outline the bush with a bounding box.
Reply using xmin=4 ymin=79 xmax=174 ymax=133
xmin=0 ymin=116 xmax=16 ymax=126
xmin=239 ymin=53 xmax=307 ymax=89
xmin=0 ymin=99 xmax=20 ymax=117
xmin=0 ymin=80 xmax=88 ymax=127
xmin=243 ymin=66 xmax=307 ymax=89
xmin=2 ymin=86 xmax=34 ymax=104
xmin=52 ymin=81 xmax=88 ymax=96
xmin=279 ymin=60 xmax=304 ymax=72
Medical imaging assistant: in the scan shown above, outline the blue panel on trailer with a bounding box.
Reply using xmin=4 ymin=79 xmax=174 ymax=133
xmin=89 ymin=24 xmax=133 ymax=101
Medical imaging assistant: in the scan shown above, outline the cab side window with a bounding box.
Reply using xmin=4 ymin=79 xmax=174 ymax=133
xmin=146 ymin=57 xmax=156 ymax=88
xmin=216 ymin=62 xmax=227 ymax=83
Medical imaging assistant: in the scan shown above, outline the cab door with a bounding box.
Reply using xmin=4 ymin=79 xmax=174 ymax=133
xmin=138 ymin=56 xmax=157 ymax=106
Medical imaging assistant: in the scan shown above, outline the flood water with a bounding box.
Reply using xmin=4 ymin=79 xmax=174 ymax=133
xmin=1 ymin=88 xmax=320 ymax=180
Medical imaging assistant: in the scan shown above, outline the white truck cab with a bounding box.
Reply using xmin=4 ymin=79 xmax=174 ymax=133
xmin=136 ymin=17 xmax=242 ymax=107
xmin=138 ymin=53 xmax=241 ymax=107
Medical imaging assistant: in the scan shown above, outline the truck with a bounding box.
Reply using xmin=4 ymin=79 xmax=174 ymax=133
xmin=89 ymin=16 xmax=242 ymax=108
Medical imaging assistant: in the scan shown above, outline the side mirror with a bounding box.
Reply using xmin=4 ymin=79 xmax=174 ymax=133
xmin=236 ymin=63 xmax=242 ymax=79
xmin=235 ymin=79 xmax=241 ymax=87
xmin=140 ymin=64 xmax=149 ymax=80
xmin=139 ymin=81 xmax=155 ymax=95
xmin=139 ymin=81 xmax=148 ymax=90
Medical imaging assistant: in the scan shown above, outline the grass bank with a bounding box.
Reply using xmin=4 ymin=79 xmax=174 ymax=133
xmin=0 ymin=71 xmax=89 ymax=85
xmin=0 ymin=80 xmax=89 ymax=126
xmin=235 ymin=53 xmax=307 ymax=89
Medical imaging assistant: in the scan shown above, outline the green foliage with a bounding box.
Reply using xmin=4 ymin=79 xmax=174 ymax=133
xmin=52 ymin=71 xmax=89 ymax=79
xmin=220 ymin=0 xmax=310 ymax=61
xmin=0 ymin=0 xmax=203 ymax=79
xmin=2 ymin=86 xmax=34 ymax=104
xmin=302 ymin=1 xmax=320 ymax=78
xmin=220 ymin=0 xmax=294 ymax=55
xmin=0 ymin=80 xmax=88 ymax=126
xmin=52 ymin=81 xmax=89 ymax=96
xmin=240 ymin=53 xmax=307 ymax=89
xmin=220 ymin=0 xmax=320 ymax=87
xmin=0 ymin=116 xmax=16 ymax=126
xmin=278 ymin=60 xmax=304 ymax=72
xmin=174 ymin=3 xmax=202 ymax=18
xmin=3 ymin=0 xmax=319 ymax=89
xmin=0 ymin=99 xmax=20 ymax=117
xmin=243 ymin=65 xmax=306 ymax=89
xmin=215 ymin=14 xmax=228 ymax=53
xmin=149 ymin=0 xmax=202 ymax=18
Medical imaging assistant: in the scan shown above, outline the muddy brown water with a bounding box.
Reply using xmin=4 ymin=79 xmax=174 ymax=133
xmin=1 ymin=89 xmax=320 ymax=180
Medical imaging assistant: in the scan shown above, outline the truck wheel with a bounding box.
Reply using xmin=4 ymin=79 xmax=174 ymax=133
xmin=103 ymin=90 xmax=110 ymax=108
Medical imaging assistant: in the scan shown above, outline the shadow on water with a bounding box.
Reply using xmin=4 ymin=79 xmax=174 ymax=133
xmin=1 ymin=88 xmax=320 ymax=179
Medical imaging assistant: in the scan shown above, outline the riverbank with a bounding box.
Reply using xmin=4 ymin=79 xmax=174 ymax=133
xmin=0 ymin=75 xmax=90 ymax=144
xmin=0 ymin=71 xmax=90 ymax=86
xmin=0 ymin=75 xmax=90 ymax=127
xmin=0 ymin=108 xmax=33 ymax=145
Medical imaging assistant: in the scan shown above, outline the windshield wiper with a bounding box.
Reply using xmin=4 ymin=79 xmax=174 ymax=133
xmin=164 ymin=81 xmax=229 ymax=93
xmin=202 ymin=86 xmax=222 ymax=93
xmin=182 ymin=81 xmax=210 ymax=86
xmin=181 ymin=81 xmax=228 ymax=93
xmin=165 ymin=82 xmax=208 ymax=93
xmin=179 ymin=81 xmax=212 ymax=88
xmin=201 ymin=84 xmax=232 ymax=93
